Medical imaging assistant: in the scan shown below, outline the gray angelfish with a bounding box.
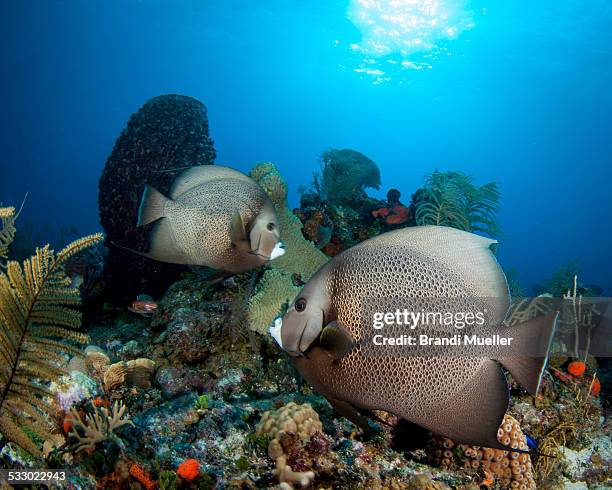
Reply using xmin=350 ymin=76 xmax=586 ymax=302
xmin=121 ymin=165 xmax=285 ymax=275
xmin=271 ymin=225 xmax=557 ymax=451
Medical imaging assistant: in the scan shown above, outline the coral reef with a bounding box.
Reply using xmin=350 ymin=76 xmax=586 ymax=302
xmin=4 ymin=266 xmax=601 ymax=489
xmin=4 ymin=165 xmax=608 ymax=488
xmin=413 ymin=170 xmax=501 ymax=237
xmin=297 ymin=150 xmax=387 ymax=256
xmin=0 ymin=233 xmax=102 ymax=457
xmin=98 ymin=94 xmax=216 ymax=302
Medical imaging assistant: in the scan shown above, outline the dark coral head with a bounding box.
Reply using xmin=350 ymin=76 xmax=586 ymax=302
xmin=387 ymin=188 xmax=401 ymax=202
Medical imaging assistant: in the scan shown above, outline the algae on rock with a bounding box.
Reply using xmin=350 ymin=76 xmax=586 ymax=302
xmin=247 ymin=163 xmax=329 ymax=334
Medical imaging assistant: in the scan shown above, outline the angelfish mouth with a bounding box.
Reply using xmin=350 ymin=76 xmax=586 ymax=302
xmin=250 ymin=241 xmax=285 ymax=261
xmin=269 ymin=317 xmax=284 ymax=348
xmin=270 ymin=241 xmax=285 ymax=260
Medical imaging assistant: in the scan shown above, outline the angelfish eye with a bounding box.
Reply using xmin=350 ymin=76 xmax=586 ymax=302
xmin=295 ymin=298 xmax=307 ymax=312
xmin=267 ymin=222 xmax=275 ymax=231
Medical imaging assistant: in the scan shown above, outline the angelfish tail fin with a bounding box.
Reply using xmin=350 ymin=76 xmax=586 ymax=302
xmin=138 ymin=185 xmax=171 ymax=226
xmin=498 ymin=311 xmax=559 ymax=396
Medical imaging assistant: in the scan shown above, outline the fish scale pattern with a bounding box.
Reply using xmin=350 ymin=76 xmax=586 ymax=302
xmin=170 ymin=177 xmax=267 ymax=268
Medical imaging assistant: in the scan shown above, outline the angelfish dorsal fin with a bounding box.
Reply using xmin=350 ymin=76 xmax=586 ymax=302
xmin=319 ymin=322 xmax=355 ymax=360
xmin=230 ymin=211 xmax=248 ymax=245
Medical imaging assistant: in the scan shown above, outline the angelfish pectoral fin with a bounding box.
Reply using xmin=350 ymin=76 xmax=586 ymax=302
xmin=319 ymin=322 xmax=356 ymax=361
xmin=230 ymin=211 xmax=248 ymax=246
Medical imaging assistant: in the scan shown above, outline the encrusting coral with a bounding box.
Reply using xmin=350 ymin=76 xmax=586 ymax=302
xmin=0 ymin=233 xmax=102 ymax=457
xmin=256 ymin=402 xmax=323 ymax=489
xmin=427 ymin=414 xmax=536 ymax=489
xmin=247 ymin=163 xmax=328 ymax=333
xmin=67 ymin=400 xmax=132 ymax=453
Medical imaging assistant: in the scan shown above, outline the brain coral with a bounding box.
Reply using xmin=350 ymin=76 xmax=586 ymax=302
xmin=98 ymin=94 xmax=216 ymax=301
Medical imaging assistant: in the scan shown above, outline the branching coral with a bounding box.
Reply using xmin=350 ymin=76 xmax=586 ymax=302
xmin=67 ymin=400 xmax=132 ymax=453
xmin=247 ymin=163 xmax=328 ymax=333
xmin=414 ymin=170 xmax=501 ymax=237
xmin=0 ymin=233 xmax=102 ymax=456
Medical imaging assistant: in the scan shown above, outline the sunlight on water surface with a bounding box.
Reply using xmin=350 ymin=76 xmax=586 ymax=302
xmin=344 ymin=0 xmax=477 ymax=83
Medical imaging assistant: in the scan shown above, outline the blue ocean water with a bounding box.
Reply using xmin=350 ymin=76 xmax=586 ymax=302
xmin=0 ymin=0 xmax=610 ymax=291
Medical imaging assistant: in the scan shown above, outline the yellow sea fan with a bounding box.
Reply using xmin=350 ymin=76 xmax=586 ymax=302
xmin=247 ymin=269 xmax=300 ymax=334
xmin=0 ymin=233 xmax=103 ymax=456
xmin=250 ymin=162 xmax=328 ymax=281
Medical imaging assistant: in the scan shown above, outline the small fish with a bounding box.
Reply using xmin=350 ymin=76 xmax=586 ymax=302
xmin=128 ymin=294 xmax=158 ymax=317
xmin=117 ymin=165 xmax=285 ymax=276
xmin=550 ymin=367 xmax=574 ymax=384
xmin=524 ymin=433 xmax=538 ymax=451
xmin=272 ymin=226 xmax=558 ymax=451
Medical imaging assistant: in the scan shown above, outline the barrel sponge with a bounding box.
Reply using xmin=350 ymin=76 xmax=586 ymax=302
xmin=250 ymin=162 xmax=328 ymax=280
xmin=427 ymin=414 xmax=536 ymax=490
xmin=98 ymin=94 xmax=216 ymax=301
xmin=256 ymin=402 xmax=322 ymax=489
